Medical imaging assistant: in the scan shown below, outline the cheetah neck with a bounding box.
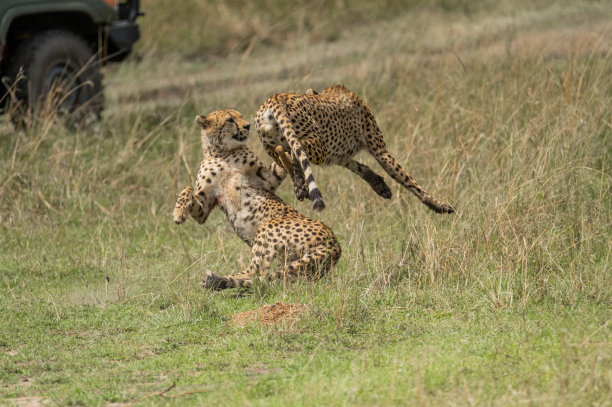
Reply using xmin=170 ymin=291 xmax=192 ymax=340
xmin=202 ymin=145 xmax=247 ymax=159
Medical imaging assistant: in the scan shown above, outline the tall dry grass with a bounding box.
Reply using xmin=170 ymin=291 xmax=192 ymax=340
xmin=0 ymin=1 xmax=610 ymax=404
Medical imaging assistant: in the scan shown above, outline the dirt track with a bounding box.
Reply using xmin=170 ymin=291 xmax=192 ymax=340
xmin=104 ymin=7 xmax=612 ymax=112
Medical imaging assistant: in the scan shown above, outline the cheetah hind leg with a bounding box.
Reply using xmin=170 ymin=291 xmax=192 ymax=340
xmin=371 ymin=149 xmax=455 ymax=213
xmin=339 ymin=159 xmax=392 ymax=199
xmin=274 ymin=145 xmax=309 ymax=201
xmin=201 ymin=240 xmax=276 ymax=290
xmin=202 ymin=240 xmax=341 ymax=289
xmin=275 ymin=242 xmax=342 ymax=282
xmin=201 ymin=270 xmax=252 ymax=290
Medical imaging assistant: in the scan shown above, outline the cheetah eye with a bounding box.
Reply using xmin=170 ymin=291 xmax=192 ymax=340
xmin=227 ymin=117 xmax=235 ymax=125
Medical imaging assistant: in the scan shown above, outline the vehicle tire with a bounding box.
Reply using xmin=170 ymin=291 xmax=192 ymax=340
xmin=5 ymin=29 xmax=103 ymax=128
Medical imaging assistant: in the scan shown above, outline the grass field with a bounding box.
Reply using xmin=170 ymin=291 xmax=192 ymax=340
xmin=1 ymin=0 xmax=611 ymax=405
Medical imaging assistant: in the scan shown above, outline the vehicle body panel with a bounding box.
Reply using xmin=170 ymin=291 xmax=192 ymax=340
xmin=0 ymin=0 xmax=116 ymax=40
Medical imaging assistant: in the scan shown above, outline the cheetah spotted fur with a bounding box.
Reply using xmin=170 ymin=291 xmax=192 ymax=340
xmin=173 ymin=109 xmax=341 ymax=290
xmin=255 ymin=84 xmax=455 ymax=214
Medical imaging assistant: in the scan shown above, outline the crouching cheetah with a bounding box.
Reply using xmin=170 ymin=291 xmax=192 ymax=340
xmin=255 ymin=84 xmax=455 ymax=214
xmin=173 ymin=109 xmax=341 ymax=290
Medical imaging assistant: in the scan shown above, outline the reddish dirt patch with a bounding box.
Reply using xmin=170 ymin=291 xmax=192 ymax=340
xmin=231 ymin=302 xmax=307 ymax=326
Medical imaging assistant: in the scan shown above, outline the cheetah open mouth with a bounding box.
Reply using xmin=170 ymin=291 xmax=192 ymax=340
xmin=232 ymin=132 xmax=247 ymax=142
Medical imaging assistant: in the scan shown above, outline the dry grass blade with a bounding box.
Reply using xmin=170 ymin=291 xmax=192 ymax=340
xmin=128 ymin=382 xmax=207 ymax=405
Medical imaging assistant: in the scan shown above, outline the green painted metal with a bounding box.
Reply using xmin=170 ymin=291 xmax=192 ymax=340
xmin=0 ymin=0 xmax=116 ymax=41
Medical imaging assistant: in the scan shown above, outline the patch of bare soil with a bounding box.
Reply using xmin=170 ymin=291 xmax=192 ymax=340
xmin=231 ymin=302 xmax=308 ymax=327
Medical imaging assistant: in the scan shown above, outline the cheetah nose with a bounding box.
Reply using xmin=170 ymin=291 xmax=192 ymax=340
xmin=243 ymin=123 xmax=251 ymax=131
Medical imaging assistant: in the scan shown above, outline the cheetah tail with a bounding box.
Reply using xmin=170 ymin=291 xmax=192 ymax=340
xmin=272 ymin=107 xmax=325 ymax=211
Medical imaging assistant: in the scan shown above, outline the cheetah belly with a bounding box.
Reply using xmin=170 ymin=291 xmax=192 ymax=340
xmin=217 ymin=178 xmax=265 ymax=245
xmin=230 ymin=205 xmax=259 ymax=244
xmin=318 ymin=122 xmax=365 ymax=163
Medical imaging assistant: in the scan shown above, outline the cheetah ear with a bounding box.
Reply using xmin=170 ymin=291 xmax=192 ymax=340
xmin=195 ymin=115 xmax=210 ymax=128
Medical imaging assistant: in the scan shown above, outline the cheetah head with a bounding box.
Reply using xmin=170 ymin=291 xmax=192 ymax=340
xmin=196 ymin=109 xmax=251 ymax=154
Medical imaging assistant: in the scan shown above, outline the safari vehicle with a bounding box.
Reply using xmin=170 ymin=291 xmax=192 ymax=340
xmin=0 ymin=0 xmax=141 ymax=125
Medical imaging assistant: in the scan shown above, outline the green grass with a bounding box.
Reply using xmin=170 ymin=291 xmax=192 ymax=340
xmin=1 ymin=0 xmax=611 ymax=405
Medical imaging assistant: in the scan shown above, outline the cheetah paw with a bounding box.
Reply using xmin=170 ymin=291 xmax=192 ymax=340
xmin=373 ymin=177 xmax=392 ymax=199
xmin=294 ymin=183 xmax=309 ymax=201
xmin=173 ymin=186 xmax=194 ymax=224
xmin=201 ymin=271 xmax=231 ymax=290
xmin=173 ymin=207 xmax=188 ymax=224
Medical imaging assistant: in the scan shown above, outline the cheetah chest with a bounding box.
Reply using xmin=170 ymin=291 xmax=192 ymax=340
xmin=215 ymin=172 xmax=265 ymax=245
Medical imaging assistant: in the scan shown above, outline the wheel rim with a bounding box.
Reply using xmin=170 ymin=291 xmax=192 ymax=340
xmin=41 ymin=63 xmax=80 ymax=113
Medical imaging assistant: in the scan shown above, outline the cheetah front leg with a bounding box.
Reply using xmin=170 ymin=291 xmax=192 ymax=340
xmin=339 ymin=159 xmax=392 ymax=199
xmin=173 ymin=186 xmax=198 ymax=224
xmin=273 ymin=145 xmax=294 ymax=176
xmin=269 ymin=145 xmax=309 ymax=201
xmin=173 ymin=186 xmax=215 ymax=224
xmin=289 ymin=152 xmax=309 ymax=201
